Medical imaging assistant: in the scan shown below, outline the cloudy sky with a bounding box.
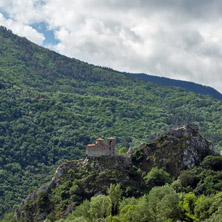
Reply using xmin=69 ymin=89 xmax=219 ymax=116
xmin=0 ymin=0 xmax=222 ymax=92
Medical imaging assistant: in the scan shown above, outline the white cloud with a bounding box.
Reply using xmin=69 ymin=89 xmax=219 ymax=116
xmin=0 ymin=0 xmax=222 ymax=92
xmin=0 ymin=12 xmax=45 ymax=44
xmin=0 ymin=0 xmax=44 ymax=24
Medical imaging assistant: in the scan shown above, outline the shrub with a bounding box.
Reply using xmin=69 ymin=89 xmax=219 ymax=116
xmin=143 ymin=168 xmax=172 ymax=190
xmin=201 ymin=156 xmax=222 ymax=171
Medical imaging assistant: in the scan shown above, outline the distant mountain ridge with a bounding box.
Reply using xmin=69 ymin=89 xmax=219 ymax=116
xmin=129 ymin=73 xmax=222 ymax=100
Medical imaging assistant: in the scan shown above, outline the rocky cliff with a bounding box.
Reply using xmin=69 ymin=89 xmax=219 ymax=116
xmin=131 ymin=124 xmax=218 ymax=176
xmin=14 ymin=124 xmax=218 ymax=221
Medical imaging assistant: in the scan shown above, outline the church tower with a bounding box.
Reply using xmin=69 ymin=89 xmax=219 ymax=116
xmin=107 ymin=137 xmax=116 ymax=155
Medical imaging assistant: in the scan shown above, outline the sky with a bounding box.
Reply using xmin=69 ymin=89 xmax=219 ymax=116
xmin=0 ymin=0 xmax=222 ymax=92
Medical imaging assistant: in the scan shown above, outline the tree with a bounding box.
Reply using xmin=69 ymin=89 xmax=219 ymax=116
xmin=147 ymin=185 xmax=181 ymax=222
xmin=201 ymin=156 xmax=222 ymax=171
xmin=118 ymin=195 xmax=150 ymax=222
xmin=143 ymin=168 xmax=171 ymax=190
xmin=194 ymin=195 xmax=214 ymax=221
xmin=108 ymin=184 xmax=122 ymax=216
xmin=1 ymin=212 xmax=16 ymax=222
xmin=206 ymin=207 xmax=222 ymax=222
xmin=89 ymin=195 xmax=111 ymax=221
xmin=118 ymin=147 xmax=128 ymax=154
xmin=179 ymin=192 xmax=197 ymax=222
xmin=66 ymin=200 xmax=90 ymax=221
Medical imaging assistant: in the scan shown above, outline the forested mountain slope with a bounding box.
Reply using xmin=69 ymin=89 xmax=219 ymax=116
xmin=129 ymin=73 xmax=222 ymax=100
xmin=1 ymin=26 xmax=222 ymax=218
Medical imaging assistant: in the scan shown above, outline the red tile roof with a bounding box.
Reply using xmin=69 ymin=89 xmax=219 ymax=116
xmin=96 ymin=138 xmax=104 ymax=141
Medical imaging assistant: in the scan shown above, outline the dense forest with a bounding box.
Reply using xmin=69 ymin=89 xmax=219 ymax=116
xmin=129 ymin=73 xmax=222 ymax=100
xmin=1 ymin=26 xmax=222 ymax=220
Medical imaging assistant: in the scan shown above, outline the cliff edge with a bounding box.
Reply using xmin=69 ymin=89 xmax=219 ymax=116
xmin=14 ymin=124 xmax=218 ymax=221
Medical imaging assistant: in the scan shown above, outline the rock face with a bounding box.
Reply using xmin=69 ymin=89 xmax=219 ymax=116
xmin=14 ymin=124 xmax=218 ymax=222
xmin=131 ymin=124 xmax=218 ymax=176
xmin=14 ymin=160 xmax=78 ymax=221
xmin=14 ymin=156 xmax=136 ymax=222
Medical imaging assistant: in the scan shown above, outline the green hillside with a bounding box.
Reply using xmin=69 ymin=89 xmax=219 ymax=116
xmin=1 ymin=26 xmax=222 ymax=217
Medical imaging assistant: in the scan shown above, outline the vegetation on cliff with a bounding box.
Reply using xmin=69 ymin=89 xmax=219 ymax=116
xmin=4 ymin=125 xmax=221 ymax=222
xmin=7 ymin=155 xmax=222 ymax=222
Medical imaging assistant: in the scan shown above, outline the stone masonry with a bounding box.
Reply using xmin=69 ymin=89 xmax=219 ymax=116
xmin=86 ymin=137 xmax=116 ymax=157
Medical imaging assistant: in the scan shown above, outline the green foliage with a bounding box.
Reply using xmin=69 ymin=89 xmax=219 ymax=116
xmin=1 ymin=212 xmax=16 ymax=222
xmin=1 ymin=26 xmax=222 ymax=219
xmin=66 ymin=195 xmax=111 ymax=222
xmin=200 ymin=155 xmax=222 ymax=171
xmin=143 ymin=168 xmax=172 ymax=190
xmin=55 ymin=183 xmax=222 ymax=222
xmin=118 ymin=147 xmax=128 ymax=154
xmin=108 ymin=184 xmax=122 ymax=216
xmin=178 ymin=161 xmax=222 ymax=195
xmin=147 ymin=185 xmax=182 ymax=222
xmin=105 ymin=215 xmax=122 ymax=222
xmin=179 ymin=192 xmax=197 ymax=221
xmin=179 ymin=169 xmax=200 ymax=190
xmin=67 ymin=200 xmax=90 ymax=221
xmin=205 ymin=206 xmax=222 ymax=222
xmin=208 ymin=192 xmax=222 ymax=217
xmin=118 ymin=197 xmax=138 ymax=212
xmin=132 ymin=148 xmax=145 ymax=164
xmin=36 ymin=190 xmax=50 ymax=214
xmin=89 ymin=195 xmax=111 ymax=221
xmin=69 ymin=217 xmax=88 ymax=222
xmin=118 ymin=195 xmax=150 ymax=222
xmin=194 ymin=195 xmax=214 ymax=221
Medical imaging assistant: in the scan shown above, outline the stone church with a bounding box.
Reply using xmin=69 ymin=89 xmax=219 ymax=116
xmin=86 ymin=137 xmax=116 ymax=157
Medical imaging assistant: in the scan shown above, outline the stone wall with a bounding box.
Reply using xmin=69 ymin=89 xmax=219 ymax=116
xmin=86 ymin=138 xmax=116 ymax=157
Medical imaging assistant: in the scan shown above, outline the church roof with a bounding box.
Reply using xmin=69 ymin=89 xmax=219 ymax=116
xmin=96 ymin=138 xmax=104 ymax=141
xmin=87 ymin=144 xmax=96 ymax=147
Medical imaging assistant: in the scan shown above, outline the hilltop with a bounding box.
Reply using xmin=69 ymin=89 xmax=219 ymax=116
xmin=1 ymin=26 xmax=222 ymax=218
xmin=13 ymin=124 xmax=220 ymax=221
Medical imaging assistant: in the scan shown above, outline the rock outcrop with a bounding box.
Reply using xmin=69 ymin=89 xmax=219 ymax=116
xmin=14 ymin=160 xmax=79 ymax=221
xmin=14 ymin=156 xmax=135 ymax=222
xmin=14 ymin=124 xmax=218 ymax=221
xmin=131 ymin=124 xmax=218 ymax=176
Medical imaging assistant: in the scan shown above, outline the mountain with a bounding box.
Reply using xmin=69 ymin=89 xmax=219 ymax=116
xmin=129 ymin=73 xmax=222 ymax=100
xmin=14 ymin=124 xmax=219 ymax=221
xmin=1 ymin=26 xmax=222 ymax=218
